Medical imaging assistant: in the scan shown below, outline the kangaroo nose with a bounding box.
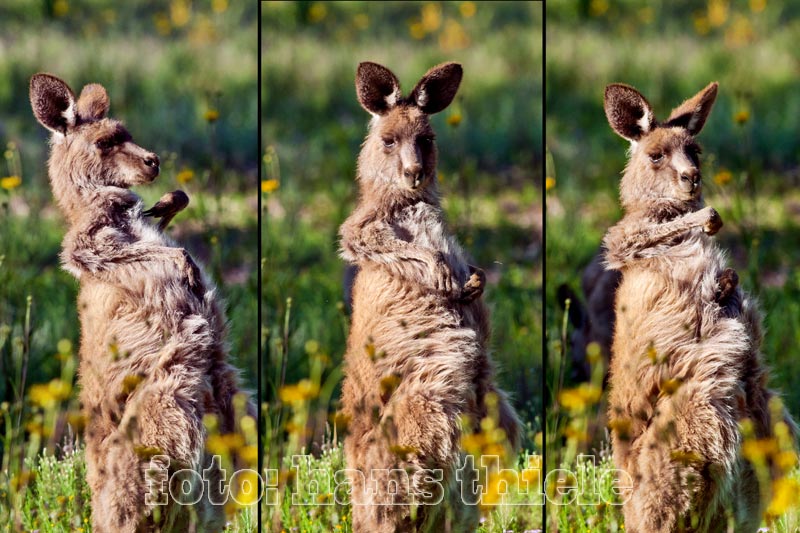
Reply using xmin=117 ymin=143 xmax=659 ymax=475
xmin=144 ymin=155 xmax=160 ymax=168
xmin=681 ymin=171 xmax=700 ymax=189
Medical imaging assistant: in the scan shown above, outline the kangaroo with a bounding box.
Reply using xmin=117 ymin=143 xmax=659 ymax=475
xmin=30 ymin=73 xmax=251 ymax=532
xmin=602 ymin=82 xmax=795 ymax=532
xmin=339 ymin=61 xmax=520 ymax=533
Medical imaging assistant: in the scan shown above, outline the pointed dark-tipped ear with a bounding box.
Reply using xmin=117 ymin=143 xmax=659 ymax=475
xmin=356 ymin=62 xmax=401 ymax=115
xmin=604 ymin=84 xmax=655 ymax=142
xmin=30 ymin=73 xmax=77 ymax=135
xmin=410 ymin=62 xmax=462 ymax=115
xmin=77 ymin=83 xmax=110 ymax=122
xmin=665 ymin=82 xmax=718 ymax=135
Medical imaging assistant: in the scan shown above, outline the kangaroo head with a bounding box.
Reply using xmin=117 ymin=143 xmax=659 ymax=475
xmin=604 ymin=82 xmax=718 ymax=216
xmin=30 ymin=74 xmax=160 ymax=210
xmin=355 ymin=61 xmax=462 ymax=199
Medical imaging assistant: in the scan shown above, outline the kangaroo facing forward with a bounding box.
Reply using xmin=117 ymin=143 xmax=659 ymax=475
xmin=603 ymin=82 xmax=795 ymax=532
xmin=30 ymin=74 xmax=250 ymax=532
xmin=339 ymin=62 xmax=520 ymax=533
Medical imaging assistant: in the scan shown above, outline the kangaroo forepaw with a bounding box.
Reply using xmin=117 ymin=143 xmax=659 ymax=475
xmin=460 ymin=266 xmax=486 ymax=302
xmin=715 ymin=267 xmax=739 ymax=304
xmin=702 ymin=206 xmax=723 ymax=236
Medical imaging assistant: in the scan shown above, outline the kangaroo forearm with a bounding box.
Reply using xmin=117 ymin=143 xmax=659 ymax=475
xmin=604 ymin=212 xmax=703 ymax=267
xmin=66 ymin=242 xmax=183 ymax=283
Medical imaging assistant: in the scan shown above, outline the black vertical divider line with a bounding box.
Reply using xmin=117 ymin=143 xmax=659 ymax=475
xmin=257 ymin=1 xmax=263 ymax=530
xmin=540 ymin=0 xmax=547 ymax=526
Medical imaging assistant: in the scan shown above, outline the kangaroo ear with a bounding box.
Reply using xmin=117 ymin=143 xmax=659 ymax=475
xmin=665 ymin=82 xmax=718 ymax=135
xmin=604 ymin=84 xmax=655 ymax=142
xmin=77 ymin=83 xmax=110 ymax=122
xmin=30 ymin=73 xmax=77 ymax=135
xmin=356 ymin=62 xmax=402 ymax=116
xmin=411 ymin=62 xmax=462 ymax=115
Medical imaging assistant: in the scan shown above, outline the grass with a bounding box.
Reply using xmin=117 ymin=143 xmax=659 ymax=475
xmin=262 ymin=1 xmax=542 ymax=530
xmin=0 ymin=2 xmax=257 ymax=530
xmin=546 ymin=0 xmax=800 ymax=529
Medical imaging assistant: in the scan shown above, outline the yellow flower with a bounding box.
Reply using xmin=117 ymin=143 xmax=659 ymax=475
xmin=261 ymin=179 xmax=279 ymax=194
xmin=353 ymin=13 xmax=369 ymax=30
xmin=608 ymin=417 xmax=632 ymax=441
xmin=308 ymin=2 xmax=327 ymax=23
xmin=206 ymin=433 xmax=245 ymax=456
xmin=279 ymin=379 xmax=319 ymax=404
xmin=446 ymin=113 xmax=462 ymax=127
xmin=766 ymin=478 xmax=800 ymax=517
xmin=233 ymin=470 xmax=259 ymax=505
xmin=53 ymin=0 xmax=68 ymax=17
xmin=1 ymin=176 xmax=21 ymax=190
xmin=734 ymin=110 xmax=750 ymax=125
xmin=589 ymin=0 xmax=609 ymax=17
xmin=176 ymin=168 xmax=194 ymax=184
xmin=545 ymin=176 xmax=555 ymax=191
xmin=460 ymin=1 xmax=476 ymax=18
xmin=212 ymin=0 xmax=228 ymax=14
xmin=421 ymin=3 xmax=442 ymax=32
xmin=558 ymin=383 xmax=602 ymax=413
xmin=670 ymin=449 xmax=703 ymax=465
xmin=409 ymin=22 xmax=425 ymax=40
xmin=660 ymin=378 xmax=682 ymax=396
xmin=204 ymin=109 xmax=219 ymax=123
xmin=749 ymin=0 xmax=766 ymax=13
xmin=708 ymin=0 xmax=729 ymax=28
xmin=742 ymin=437 xmax=778 ymax=463
xmin=238 ymin=445 xmax=257 ymax=466
xmin=714 ymin=170 xmax=733 ymax=186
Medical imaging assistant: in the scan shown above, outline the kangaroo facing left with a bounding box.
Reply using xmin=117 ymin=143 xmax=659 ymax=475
xmin=30 ymin=73 xmax=252 ymax=532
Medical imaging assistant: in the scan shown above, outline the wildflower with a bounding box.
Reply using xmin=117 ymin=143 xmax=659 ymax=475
xmin=714 ymin=170 xmax=733 ymax=185
xmin=379 ymin=374 xmax=401 ymax=401
xmin=1 ymin=176 xmax=21 ymax=190
xmin=53 ymin=0 xmax=68 ymax=17
xmin=446 ymin=113 xmax=462 ymax=127
xmin=233 ymin=470 xmax=259 ymax=505
xmin=670 ymin=449 xmax=703 ymax=465
xmin=121 ymin=374 xmax=144 ymax=395
xmin=261 ymin=179 xmax=279 ymax=194
xmin=204 ymin=109 xmax=219 ymax=123
xmin=409 ymin=22 xmax=425 ymax=40
xmin=176 ymin=168 xmax=194 ymax=184
xmin=734 ymin=110 xmax=750 ymax=125
xmin=206 ymin=433 xmax=245 ymax=456
xmin=660 ymin=378 xmax=682 ymax=396
xmin=170 ymin=0 xmax=191 ymax=27
xmin=742 ymin=437 xmax=778 ymax=464
xmin=558 ymin=383 xmax=602 ymax=413
xmin=353 ymin=13 xmax=369 ymax=30
xmin=750 ymin=0 xmax=766 ymax=13
xmin=545 ymin=176 xmax=555 ymax=191
xmin=239 ymin=445 xmax=257 ymax=465
xmin=460 ymin=1 xmax=476 ymax=18
xmin=708 ymin=0 xmax=729 ymax=27
xmin=766 ymin=477 xmax=800 ymax=517
xmin=304 ymin=339 xmax=320 ymax=355
xmin=608 ymin=417 xmax=632 ymax=441
xmin=421 ymin=3 xmax=442 ymax=32
xmin=212 ymin=0 xmax=228 ymax=13
xmin=589 ymin=0 xmax=609 ymax=17
xmin=308 ymin=2 xmax=327 ymax=23
xmin=57 ymin=338 xmax=73 ymax=355
xmin=279 ymin=379 xmax=319 ymax=403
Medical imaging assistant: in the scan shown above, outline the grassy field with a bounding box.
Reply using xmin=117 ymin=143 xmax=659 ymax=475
xmin=262 ymin=1 xmax=542 ymax=531
xmin=0 ymin=2 xmax=257 ymax=530
xmin=546 ymin=0 xmax=800 ymax=529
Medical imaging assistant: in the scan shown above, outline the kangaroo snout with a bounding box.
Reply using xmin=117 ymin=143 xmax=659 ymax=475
xmin=404 ymin=166 xmax=423 ymax=189
xmin=680 ymin=169 xmax=700 ymax=192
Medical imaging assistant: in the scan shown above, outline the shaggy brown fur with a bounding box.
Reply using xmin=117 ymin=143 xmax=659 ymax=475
xmin=30 ymin=73 xmax=250 ymax=532
xmin=339 ymin=62 xmax=520 ymax=532
xmin=603 ymin=82 xmax=795 ymax=532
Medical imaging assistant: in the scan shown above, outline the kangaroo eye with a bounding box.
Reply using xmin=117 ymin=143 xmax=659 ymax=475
xmin=382 ymin=138 xmax=396 ymax=149
xmin=96 ymin=139 xmax=113 ymax=151
xmin=649 ymin=153 xmax=664 ymax=163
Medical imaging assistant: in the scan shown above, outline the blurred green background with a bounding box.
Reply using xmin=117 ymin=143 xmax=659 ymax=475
xmin=546 ymin=0 xmax=800 ymax=448
xmin=0 ymin=0 xmax=257 ymax=457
